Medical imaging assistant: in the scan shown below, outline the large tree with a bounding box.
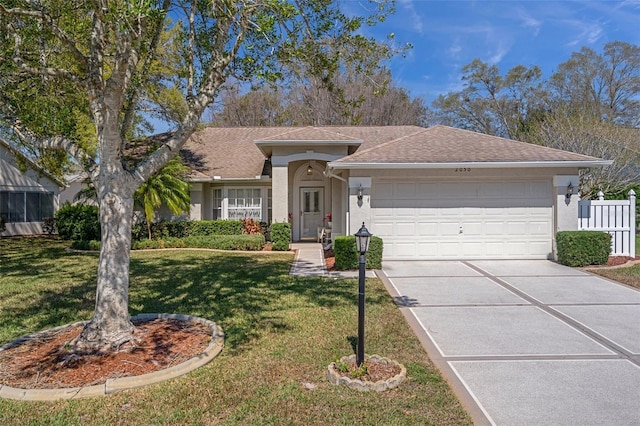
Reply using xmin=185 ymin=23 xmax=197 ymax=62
xmin=212 ymin=68 xmax=426 ymax=126
xmin=549 ymin=41 xmax=640 ymax=127
xmin=0 ymin=0 xmax=396 ymax=352
xmin=430 ymin=59 xmax=546 ymax=139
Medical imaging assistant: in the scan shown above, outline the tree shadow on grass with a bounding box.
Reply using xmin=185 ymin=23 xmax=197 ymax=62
xmin=126 ymin=252 xmax=386 ymax=353
xmin=0 ymin=241 xmax=390 ymax=355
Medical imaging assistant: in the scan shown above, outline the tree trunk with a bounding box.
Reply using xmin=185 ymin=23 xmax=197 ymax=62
xmin=73 ymin=181 xmax=137 ymax=352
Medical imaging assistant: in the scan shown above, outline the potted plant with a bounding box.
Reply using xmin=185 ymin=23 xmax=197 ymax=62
xmin=324 ymin=213 xmax=332 ymax=228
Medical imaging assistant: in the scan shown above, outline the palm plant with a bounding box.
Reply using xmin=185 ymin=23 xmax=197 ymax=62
xmin=73 ymin=157 xmax=190 ymax=240
xmin=135 ymin=157 xmax=190 ymax=240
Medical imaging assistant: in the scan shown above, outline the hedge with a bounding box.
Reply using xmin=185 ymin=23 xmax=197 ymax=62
xmin=270 ymin=222 xmax=291 ymax=251
xmin=77 ymin=235 xmax=266 ymax=251
xmin=0 ymin=216 xmax=5 ymax=233
xmin=132 ymin=219 xmax=245 ymax=241
xmin=556 ymin=231 xmax=611 ymax=267
xmin=333 ymin=235 xmax=383 ymax=270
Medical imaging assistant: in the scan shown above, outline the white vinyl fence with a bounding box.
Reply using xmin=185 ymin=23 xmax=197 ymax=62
xmin=578 ymin=190 xmax=636 ymax=257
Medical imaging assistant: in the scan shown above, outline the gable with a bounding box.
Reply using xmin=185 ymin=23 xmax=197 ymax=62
xmin=0 ymin=144 xmax=62 ymax=192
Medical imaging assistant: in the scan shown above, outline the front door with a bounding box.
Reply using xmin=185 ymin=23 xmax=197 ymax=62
xmin=300 ymin=187 xmax=323 ymax=239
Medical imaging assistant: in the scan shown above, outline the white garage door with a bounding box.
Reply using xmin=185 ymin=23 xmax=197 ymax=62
xmin=371 ymin=180 xmax=553 ymax=260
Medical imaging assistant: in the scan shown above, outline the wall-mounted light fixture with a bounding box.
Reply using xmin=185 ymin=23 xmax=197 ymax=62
xmin=566 ymin=182 xmax=574 ymax=200
xmin=306 ymin=164 xmax=313 ymax=175
xmin=357 ymin=184 xmax=364 ymax=201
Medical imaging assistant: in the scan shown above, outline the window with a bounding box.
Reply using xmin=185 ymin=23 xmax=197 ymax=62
xmin=212 ymin=188 xmax=223 ymax=219
xmin=227 ymin=188 xmax=262 ymax=220
xmin=0 ymin=191 xmax=54 ymax=223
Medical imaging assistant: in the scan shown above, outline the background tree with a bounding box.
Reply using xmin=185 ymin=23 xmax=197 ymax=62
xmin=549 ymin=41 xmax=640 ymax=127
xmin=429 ymin=41 xmax=640 ymax=198
xmin=430 ymin=59 xmax=546 ymax=139
xmin=526 ymin=111 xmax=640 ymax=199
xmin=0 ymin=0 xmax=398 ymax=352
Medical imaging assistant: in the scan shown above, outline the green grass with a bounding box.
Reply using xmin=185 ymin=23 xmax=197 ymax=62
xmin=0 ymin=237 xmax=471 ymax=425
xmin=591 ymin=234 xmax=640 ymax=290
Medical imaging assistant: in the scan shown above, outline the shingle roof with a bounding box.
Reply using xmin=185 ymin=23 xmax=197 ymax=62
xmin=181 ymin=126 xmax=424 ymax=179
xmin=180 ymin=125 xmax=607 ymax=179
xmin=331 ymin=125 xmax=606 ymax=166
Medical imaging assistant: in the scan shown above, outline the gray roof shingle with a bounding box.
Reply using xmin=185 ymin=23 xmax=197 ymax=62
xmin=181 ymin=125 xmax=606 ymax=179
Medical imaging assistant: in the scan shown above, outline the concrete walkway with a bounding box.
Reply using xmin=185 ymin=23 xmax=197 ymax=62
xmin=289 ymin=243 xmax=375 ymax=278
xmin=289 ymin=243 xmax=327 ymax=276
xmin=379 ymin=260 xmax=640 ymax=426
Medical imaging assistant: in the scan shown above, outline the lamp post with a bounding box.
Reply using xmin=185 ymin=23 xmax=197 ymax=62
xmin=354 ymin=222 xmax=372 ymax=367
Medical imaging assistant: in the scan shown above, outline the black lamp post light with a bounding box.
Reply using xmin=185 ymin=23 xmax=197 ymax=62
xmin=326 ymin=222 xmax=407 ymax=391
xmin=354 ymin=222 xmax=372 ymax=367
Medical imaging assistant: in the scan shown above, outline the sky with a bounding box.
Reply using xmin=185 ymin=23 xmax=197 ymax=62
xmin=352 ymin=0 xmax=640 ymax=104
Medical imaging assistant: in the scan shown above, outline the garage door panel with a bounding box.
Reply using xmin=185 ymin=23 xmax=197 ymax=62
xmin=463 ymin=222 xmax=483 ymax=235
xmin=529 ymin=221 xmax=550 ymax=235
xmin=462 ymin=242 xmax=484 ymax=256
xmin=375 ymin=183 xmax=394 ymax=198
xmin=484 ymin=221 xmax=505 ymax=235
xmin=440 ymin=222 xmax=461 ymax=235
xmin=395 ymin=222 xmax=416 ymax=236
xmin=394 ymin=242 xmax=417 ymax=257
xmin=506 ymin=221 xmax=528 ymax=235
xmin=371 ymin=179 xmax=553 ymax=260
xmin=395 ymin=183 xmax=416 ymax=198
xmin=417 ymin=222 xmax=438 ymax=236
xmin=417 ymin=242 xmax=439 ymax=256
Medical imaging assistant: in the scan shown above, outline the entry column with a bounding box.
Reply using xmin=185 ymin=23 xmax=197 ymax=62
xmin=272 ymin=165 xmax=289 ymax=223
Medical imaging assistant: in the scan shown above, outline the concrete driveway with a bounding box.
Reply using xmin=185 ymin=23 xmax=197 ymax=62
xmin=379 ymin=260 xmax=640 ymax=426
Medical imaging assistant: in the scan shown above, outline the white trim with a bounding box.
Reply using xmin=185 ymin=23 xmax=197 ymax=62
xmin=272 ymin=152 xmax=344 ymax=166
xmin=328 ymin=160 xmax=612 ymax=170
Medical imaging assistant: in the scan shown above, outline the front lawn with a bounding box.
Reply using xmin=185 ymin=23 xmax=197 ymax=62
xmin=592 ymin=264 xmax=640 ymax=290
xmin=591 ymin=234 xmax=640 ymax=290
xmin=0 ymin=237 xmax=471 ymax=425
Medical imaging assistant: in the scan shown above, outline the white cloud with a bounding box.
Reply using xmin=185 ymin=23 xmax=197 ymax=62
xmin=564 ymin=20 xmax=605 ymax=46
xmin=446 ymin=39 xmax=463 ymax=59
xmin=619 ymin=0 xmax=640 ymax=8
xmin=487 ymin=43 xmax=510 ymax=64
xmin=398 ymin=0 xmax=424 ymax=34
xmin=515 ymin=7 xmax=543 ymax=36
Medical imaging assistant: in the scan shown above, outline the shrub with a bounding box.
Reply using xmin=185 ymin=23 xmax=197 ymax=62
xmin=270 ymin=222 xmax=291 ymax=251
xmin=131 ymin=235 xmax=264 ymax=251
xmin=0 ymin=216 xmax=5 ymax=233
xmin=556 ymin=231 xmax=612 ymax=267
xmin=334 ymin=236 xmax=383 ymax=270
xmin=42 ymin=217 xmax=56 ymax=235
xmin=132 ymin=220 xmax=246 ymax=241
xmin=242 ymin=218 xmax=263 ymax=235
xmin=55 ymin=202 xmax=100 ymax=241
xmin=189 ymin=220 xmax=243 ymax=236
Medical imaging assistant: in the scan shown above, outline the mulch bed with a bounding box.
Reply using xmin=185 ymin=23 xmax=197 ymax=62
xmin=601 ymin=255 xmax=640 ymax=267
xmin=324 ymin=248 xmax=335 ymax=271
xmin=0 ymin=318 xmax=211 ymax=389
xmin=340 ymin=359 xmax=402 ymax=382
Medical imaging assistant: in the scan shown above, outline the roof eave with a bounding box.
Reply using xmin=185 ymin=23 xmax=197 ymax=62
xmin=255 ymin=139 xmax=363 ymax=157
xmin=327 ymin=160 xmax=613 ymax=170
xmin=187 ymin=176 xmax=272 ymax=183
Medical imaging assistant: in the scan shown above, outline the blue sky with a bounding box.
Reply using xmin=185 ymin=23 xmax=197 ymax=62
xmin=355 ymin=0 xmax=640 ymax=104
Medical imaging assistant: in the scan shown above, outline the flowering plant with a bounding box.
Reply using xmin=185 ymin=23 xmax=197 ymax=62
xmin=323 ymin=213 xmax=332 ymax=223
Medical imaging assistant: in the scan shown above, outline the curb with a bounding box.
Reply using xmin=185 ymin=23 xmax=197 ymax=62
xmin=0 ymin=313 xmax=224 ymax=401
